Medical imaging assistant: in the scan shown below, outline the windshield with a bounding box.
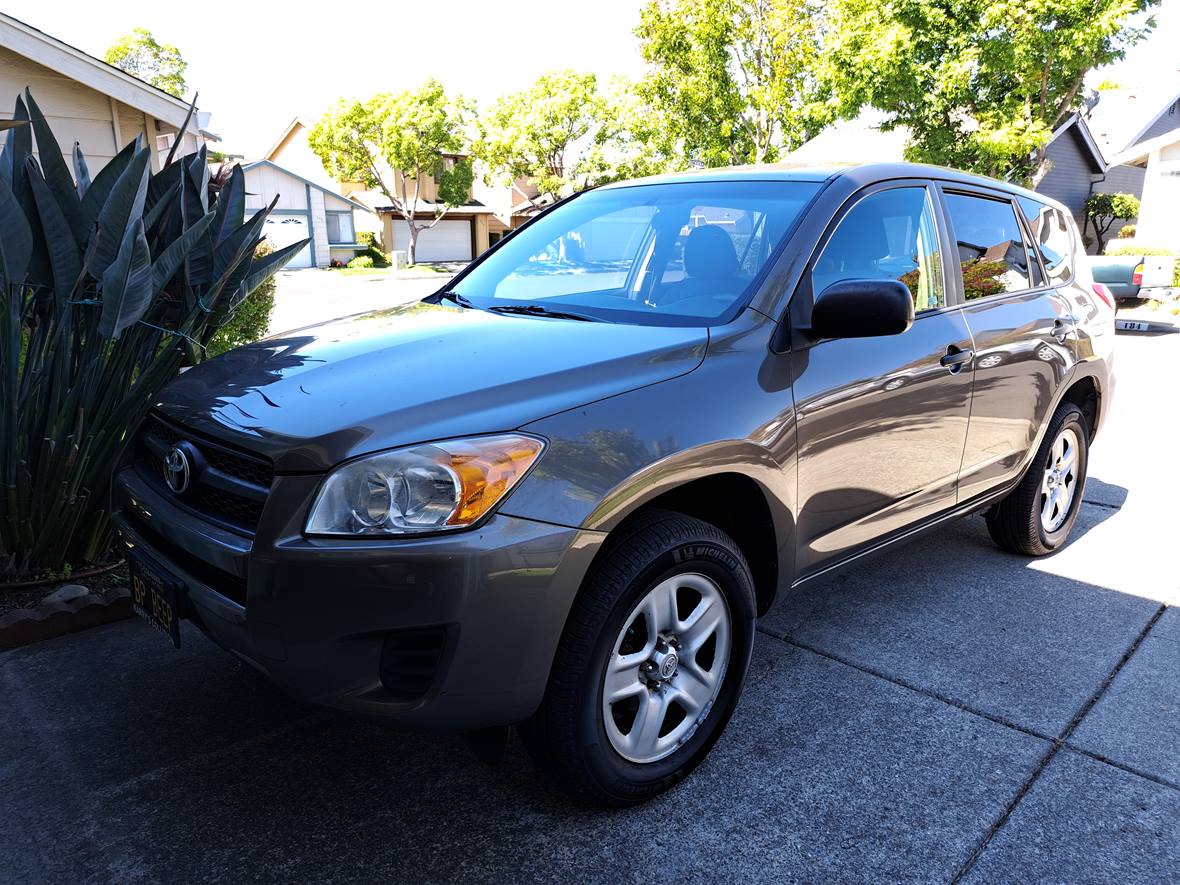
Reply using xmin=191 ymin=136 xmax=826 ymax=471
xmin=450 ymin=180 xmax=822 ymax=325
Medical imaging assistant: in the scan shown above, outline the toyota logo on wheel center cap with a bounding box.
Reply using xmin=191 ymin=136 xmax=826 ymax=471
xmin=659 ymin=652 xmax=678 ymax=679
xmin=163 ymin=446 xmax=192 ymax=494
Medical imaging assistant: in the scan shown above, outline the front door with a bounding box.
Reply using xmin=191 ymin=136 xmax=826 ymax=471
xmin=790 ymin=184 xmax=975 ymax=576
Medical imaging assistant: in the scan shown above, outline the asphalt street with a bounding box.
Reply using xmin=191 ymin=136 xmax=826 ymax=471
xmin=1 ymin=332 xmax=1176 ymax=884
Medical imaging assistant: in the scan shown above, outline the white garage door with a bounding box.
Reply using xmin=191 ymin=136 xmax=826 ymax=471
xmin=263 ymin=214 xmax=312 ymax=268
xmin=392 ymin=219 xmax=472 ymax=262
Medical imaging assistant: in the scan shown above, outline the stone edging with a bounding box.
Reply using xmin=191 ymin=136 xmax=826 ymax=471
xmin=0 ymin=588 xmax=133 ymax=652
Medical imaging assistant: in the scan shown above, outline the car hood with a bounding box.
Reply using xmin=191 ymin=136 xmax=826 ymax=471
xmin=154 ymin=301 xmax=708 ymax=472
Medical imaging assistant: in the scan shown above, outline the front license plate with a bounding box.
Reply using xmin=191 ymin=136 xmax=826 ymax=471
xmin=129 ymin=554 xmax=182 ymax=648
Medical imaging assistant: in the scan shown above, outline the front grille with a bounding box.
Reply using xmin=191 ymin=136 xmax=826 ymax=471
xmin=135 ymin=413 xmax=274 ymax=536
xmin=379 ymin=626 xmax=451 ymax=702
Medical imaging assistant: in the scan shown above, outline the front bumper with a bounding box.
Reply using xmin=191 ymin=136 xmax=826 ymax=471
xmin=113 ymin=465 xmax=603 ymax=730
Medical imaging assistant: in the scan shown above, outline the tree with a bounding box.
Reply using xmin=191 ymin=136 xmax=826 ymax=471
xmin=476 ymin=71 xmax=679 ymax=202
xmin=634 ymin=0 xmax=829 ymax=166
xmin=825 ymin=0 xmax=1159 ymax=184
xmin=104 ymin=28 xmax=187 ymax=97
xmin=1085 ymin=192 xmax=1140 ymax=253
xmin=308 ymin=80 xmax=474 ymax=265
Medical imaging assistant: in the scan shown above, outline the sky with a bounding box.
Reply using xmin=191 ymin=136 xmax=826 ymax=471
xmin=5 ymin=0 xmax=1178 ymax=158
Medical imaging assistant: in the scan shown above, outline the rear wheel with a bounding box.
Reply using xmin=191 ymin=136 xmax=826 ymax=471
xmin=522 ymin=510 xmax=755 ymax=806
xmin=986 ymin=402 xmax=1089 ymax=555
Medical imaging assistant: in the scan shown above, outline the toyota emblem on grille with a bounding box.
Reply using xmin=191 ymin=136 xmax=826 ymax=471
xmin=163 ymin=446 xmax=191 ymax=494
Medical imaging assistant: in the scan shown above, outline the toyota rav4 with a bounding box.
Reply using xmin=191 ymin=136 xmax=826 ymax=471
xmin=113 ymin=163 xmax=1114 ymax=805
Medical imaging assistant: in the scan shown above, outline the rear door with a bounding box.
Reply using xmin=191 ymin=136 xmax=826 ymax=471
xmin=938 ymin=185 xmax=1079 ymax=502
xmin=790 ymin=182 xmax=975 ymax=575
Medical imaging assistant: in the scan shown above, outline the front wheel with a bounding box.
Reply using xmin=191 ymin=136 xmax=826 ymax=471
xmin=986 ymin=402 xmax=1089 ymax=555
xmin=521 ymin=510 xmax=756 ymax=806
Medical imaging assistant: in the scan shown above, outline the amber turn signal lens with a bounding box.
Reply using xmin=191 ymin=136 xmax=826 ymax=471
xmin=436 ymin=436 xmax=546 ymax=526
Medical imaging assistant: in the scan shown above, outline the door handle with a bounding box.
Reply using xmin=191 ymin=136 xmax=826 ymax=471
xmin=1052 ymin=318 xmax=1076 ymax=343
xmin=940 ymin=345 xmax=973 ymax=374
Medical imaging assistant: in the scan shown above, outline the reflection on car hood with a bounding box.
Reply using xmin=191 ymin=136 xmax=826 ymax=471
xmin=154 ymin=301 xmax=708 ymax=471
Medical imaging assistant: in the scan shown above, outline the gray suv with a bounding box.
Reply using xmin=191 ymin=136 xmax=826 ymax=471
xmin=113 ymin=163 xmax=1114 ymax=805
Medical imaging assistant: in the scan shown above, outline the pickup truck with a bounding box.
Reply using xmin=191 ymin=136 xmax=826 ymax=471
xmin=1088 ymin=253 xmax=1176 ymax=301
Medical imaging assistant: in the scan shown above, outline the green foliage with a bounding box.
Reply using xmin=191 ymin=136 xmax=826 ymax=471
xmin=347 ymin=254 xmax=374 ymax=269
xmin=477 ymin=72 xmax=679 ymax=199
xmin=1104 ymin=244 xmax=1174 ymax=256
xmin=207 ymin=243 xmax=277 ymax=357
xmin=0 ymin=90 xmax=305 ymax=577
xmin=1085 ymin=192 xmax=1140 ymax=253
xmin=825 ymin=0 xmax=1159 ymax=182
xmin=103 ymin=28 xmax=188 ymax=98
xmin=308 ymin=80 xmax=473 ymax=264
xmin=634 ymin=0 xmax=829 ymax=166
xmin=1117 ymin=224 xmax=1136 ymax=239
xmin=355 ymin=232 xmax=390 ymax=267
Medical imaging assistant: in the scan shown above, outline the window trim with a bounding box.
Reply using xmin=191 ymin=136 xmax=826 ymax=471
xmin=934 ymin=181 xmax=1060 ymax=308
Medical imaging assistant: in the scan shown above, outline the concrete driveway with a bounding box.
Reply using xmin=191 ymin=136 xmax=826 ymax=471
xmin=266 ymin=268 xmax=453 ymax=337
xmin=2 ymin=335 xmax=1177 ymax=884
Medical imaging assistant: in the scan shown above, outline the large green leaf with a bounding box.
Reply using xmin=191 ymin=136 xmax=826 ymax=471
xmin=8 ymin=96 xmax=31 ymax=190
xmin=72 ymin=142 xmax=90 ymax=198
xmin=151 ymin=209 xmax=214 ymax=293
xmin=24 ymin=89 xmax=84 ymax=244
xmin=209 ymin=163 xmax=244 ymax=246
xmin=87 ymin=147 xmax=150 ymax=278
xmin=0 ymin=171 xmax=32 ymax=287
xmin=24 ymin=157 xmax=80 ymax=303
xmin=98 ymin=217 xmax=153 ymax=338
xmin=79 ymin=138 xmax=139 ymax=237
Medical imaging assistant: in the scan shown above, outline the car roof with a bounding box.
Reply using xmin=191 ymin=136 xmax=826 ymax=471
xmin=598 ymin=162 xmax=1065 ymax=213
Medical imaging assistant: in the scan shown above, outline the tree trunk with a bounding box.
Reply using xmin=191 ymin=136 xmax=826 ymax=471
xmin=405 ymin=218 xmax=417 ymax=266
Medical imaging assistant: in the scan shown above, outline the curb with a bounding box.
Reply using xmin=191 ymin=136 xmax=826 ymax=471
xmin=0 ymin=588 xmax=133 ymax=652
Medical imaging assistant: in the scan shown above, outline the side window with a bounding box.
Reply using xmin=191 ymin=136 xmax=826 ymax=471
xmin=944 ymin=192 xmax=1034 ymax=299
xmin=1019 ymin=197 xmax=1075 ymax=285
xmin=812 ymin=187 xmax=946 ymax=311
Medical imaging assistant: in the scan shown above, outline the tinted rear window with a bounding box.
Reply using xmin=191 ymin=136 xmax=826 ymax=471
xmin=1019 ymin=197 xmax=1075 ymax=285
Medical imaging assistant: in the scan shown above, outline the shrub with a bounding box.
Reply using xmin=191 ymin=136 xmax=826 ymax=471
xmin=0 ymin=89 xmax=306 ymax=578
xmin=1116 ymin=224 xmax=1136 ymax=239
xmin=356 ymin=230 xmax=390 ymax=267
xmin=347 ymin=254 xmax=374 ymax=269
xmin=207 ymin=242 xmax=277 ymax=357
xmin=1084 ymin=192 xmax=1139 ymax=254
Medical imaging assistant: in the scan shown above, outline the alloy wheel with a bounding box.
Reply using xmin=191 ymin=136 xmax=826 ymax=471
xmin=601 ymin=572 xmax=731 ymax=764
xmin=1041 ymin=427 xmax=1080 ymax=533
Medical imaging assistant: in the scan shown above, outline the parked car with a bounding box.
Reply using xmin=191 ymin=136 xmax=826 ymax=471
xmin=113 ymin=163 xmax=1114 ymax=806
xmin=1088 ymin=253 xmax=1176 ymax=301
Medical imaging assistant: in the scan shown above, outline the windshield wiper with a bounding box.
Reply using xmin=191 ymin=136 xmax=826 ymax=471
xmin=486 ymin=303 xmax=600 ymax=322
xmin=426 ymin=290 xmax=477 ymax=309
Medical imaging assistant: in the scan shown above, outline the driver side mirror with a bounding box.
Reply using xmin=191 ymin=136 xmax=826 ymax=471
xmin=811 ymin=279 xmax=915 ymax=339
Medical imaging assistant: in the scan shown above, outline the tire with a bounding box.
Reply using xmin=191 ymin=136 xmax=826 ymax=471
xmin=986 ymin=402 xmax=1089 ymax=556
xmin=521 ymin=509 xmax=756 ymax=806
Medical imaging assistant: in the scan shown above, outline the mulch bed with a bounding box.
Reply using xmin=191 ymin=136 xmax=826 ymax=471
xmin=0 ymin=562 xmax=133 ymax=652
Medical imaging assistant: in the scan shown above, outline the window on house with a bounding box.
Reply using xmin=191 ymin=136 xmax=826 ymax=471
xmin=943 ymin=193 xmax=1034 ymax=299
xmin=325 ymin=212 xmax=354 ymax=244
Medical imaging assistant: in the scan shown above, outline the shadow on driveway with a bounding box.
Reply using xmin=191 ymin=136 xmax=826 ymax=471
xmin=2 ymin=490 xmax=1176 ymax=883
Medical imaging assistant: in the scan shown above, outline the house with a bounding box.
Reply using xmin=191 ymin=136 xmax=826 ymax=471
xmin=1110 ymin=128 xmax=1180 ymax=250
xmin=1034 ymin=113 xmax=1145 ymax=250
xmin=265 ymin=116 xmax=523 ymax=262
xmin=242 ymin=160 xmax=373 ymax=268
xmin=0 ymin=12 xmax=216 ymax=173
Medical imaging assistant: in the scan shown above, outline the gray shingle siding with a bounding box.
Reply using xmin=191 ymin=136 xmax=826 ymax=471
xmin=1134 ymin=99 xmax=1180 ymax=146
xmin=1038 ymin=128 xmax=1101 ymax=236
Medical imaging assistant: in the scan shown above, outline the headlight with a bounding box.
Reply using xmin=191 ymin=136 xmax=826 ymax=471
xmin=305 ymin=434 xmax=545 ymax=536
